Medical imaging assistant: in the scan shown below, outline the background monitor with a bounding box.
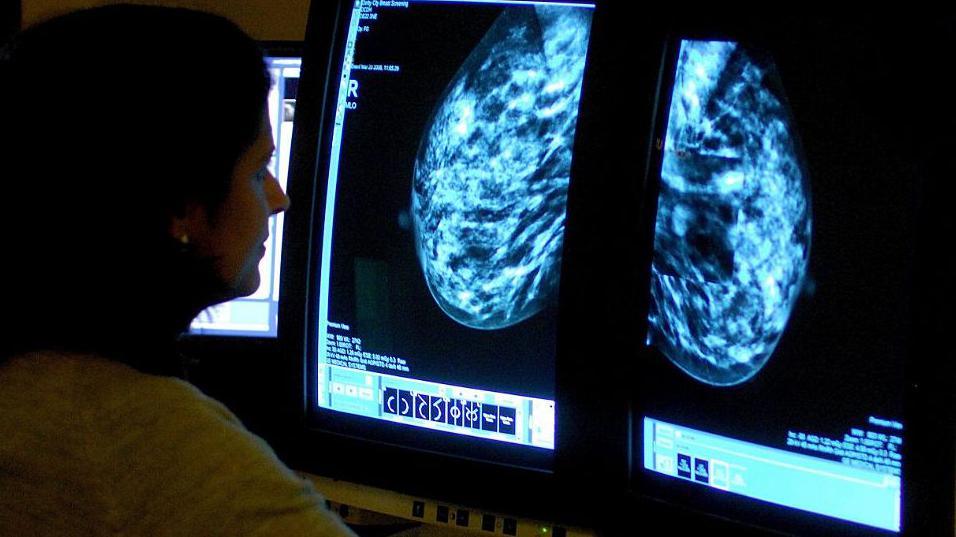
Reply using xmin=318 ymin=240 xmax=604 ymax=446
xmin=188 ymin=49 xmax=301 ymax=338
xmin=631 ymin=19 xmax=954 ymax=537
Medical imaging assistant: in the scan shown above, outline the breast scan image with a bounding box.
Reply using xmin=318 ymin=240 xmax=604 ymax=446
xmin=412 ymin=6 xmax=592 ymax=330
xmin=648 ymin=41 xmax=812 ymax=386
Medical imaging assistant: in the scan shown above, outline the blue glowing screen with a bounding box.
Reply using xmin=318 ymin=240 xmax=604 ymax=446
xmin=640 ymin=38 xmax=911 ymax=534
xmin=313 ymin=1 xmax=594 ymax=463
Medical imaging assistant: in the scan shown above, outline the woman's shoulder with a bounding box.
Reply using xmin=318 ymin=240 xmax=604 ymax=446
xmin=3 ymin=349 xmax=204 ymax=393
xmin=1 ymin=349 xmax=239 ymax=431
xmin=0 ymin=351 xmax=356 ymax=536
xmin=0 ymin=350 xmax=234 ymax=534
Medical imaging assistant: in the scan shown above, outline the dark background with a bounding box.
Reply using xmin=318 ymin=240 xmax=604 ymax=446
xmin=1 ymin=1 xmax=20 ymax=43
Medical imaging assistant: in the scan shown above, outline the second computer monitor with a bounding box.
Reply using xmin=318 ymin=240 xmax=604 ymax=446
xmin=636 ymin=35 xmax=926 ymax=535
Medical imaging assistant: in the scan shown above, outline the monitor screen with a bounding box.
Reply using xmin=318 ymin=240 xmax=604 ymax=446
xmin=638 ymin=39 xmax=909 ymax=534
xmin=189 ymin=54 xmax=301 ymax=337
xmin=307 ymin=0 xmax=595 ymax=467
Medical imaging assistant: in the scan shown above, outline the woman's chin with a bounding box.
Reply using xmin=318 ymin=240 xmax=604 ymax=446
xmin=233 ymin=275 xmax=261 ymax=299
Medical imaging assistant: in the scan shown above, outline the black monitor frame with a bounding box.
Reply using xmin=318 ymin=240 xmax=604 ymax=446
xmin=623 ymin=15 xmax=955 ymax=537
xmin=275 ymin=0 xmax=642 ymax=528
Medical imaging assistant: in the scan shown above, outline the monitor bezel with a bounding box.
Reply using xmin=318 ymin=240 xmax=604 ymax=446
xmin=277 ymin=0 xmax=631 ymax=527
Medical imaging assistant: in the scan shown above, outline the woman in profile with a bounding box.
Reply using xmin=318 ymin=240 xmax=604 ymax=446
xmin=0 ymin=6 xmax=355 ymax=536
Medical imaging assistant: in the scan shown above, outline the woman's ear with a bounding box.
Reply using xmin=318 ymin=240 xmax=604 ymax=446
xmin=168 ymin=200 xmax=209 ymax=247
xmin=168 ymin=219 xmax=190 ymax=248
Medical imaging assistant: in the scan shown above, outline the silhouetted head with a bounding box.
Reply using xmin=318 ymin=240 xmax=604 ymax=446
xmin=0 ymin=5 xmax=288 ymax=370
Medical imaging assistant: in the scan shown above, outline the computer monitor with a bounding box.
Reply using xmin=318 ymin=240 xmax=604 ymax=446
xmin=632 ymin=22 xmax=953 ymax=537
xmin=188 ymin=50 xmax=301 ymax=337
xmin=308 ymin=0 xmax=596 ymax=467
xmin=275 ymin=0 xmax=635 ymax=527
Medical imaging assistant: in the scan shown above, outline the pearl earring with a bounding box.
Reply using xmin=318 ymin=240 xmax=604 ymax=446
xmin=176 ymin=233 xmax=190 ymax=254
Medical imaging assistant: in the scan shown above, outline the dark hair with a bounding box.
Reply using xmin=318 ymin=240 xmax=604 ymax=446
xmin=0 ymin=5 xmax=270 ymax=371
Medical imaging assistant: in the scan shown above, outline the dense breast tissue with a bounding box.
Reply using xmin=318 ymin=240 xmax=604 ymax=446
xmin=648 ymin=41 xmax=812 ymax=386
xmin=412 ymin=6 xmax=592 ymax=330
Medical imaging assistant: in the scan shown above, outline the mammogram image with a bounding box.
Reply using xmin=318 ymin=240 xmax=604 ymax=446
xmin=648 ymin=41 xmax=812 ymax=386
xmin=411 ymin=6 xmax=592 ymax=330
